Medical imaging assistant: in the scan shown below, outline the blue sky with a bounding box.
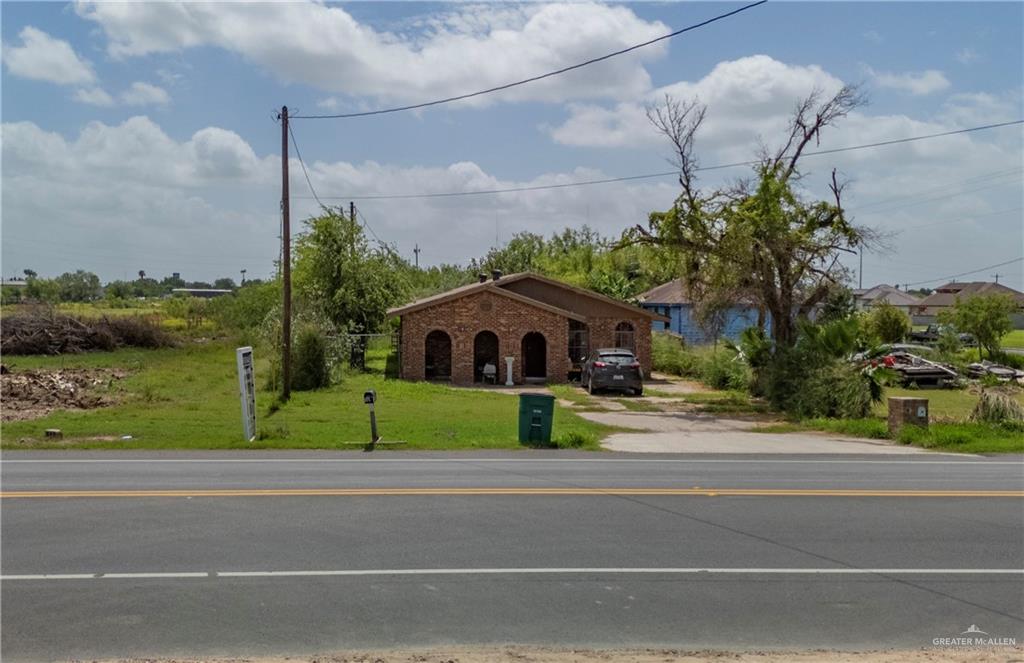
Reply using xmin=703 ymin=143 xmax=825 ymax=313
xmin=2 ymin=1 xmax=1022 ymax=289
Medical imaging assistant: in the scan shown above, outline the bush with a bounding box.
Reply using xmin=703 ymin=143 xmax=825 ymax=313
xmin=291 ymin=326 xmax=330 ymax=391
xmin=700 ymin=350 xmax=750 ymax=391
xmin=651 ymin=332 xmax=703 ymax=378
xmin=989 ymin=351 xmax=1024 ymax=371
xmin=863 ymin=302 xmax=911 ymax=343
xmin=553 ymin=431 xmax=594 ymax=448
xmin=970 ymin=390 xmax=1024 ymax=425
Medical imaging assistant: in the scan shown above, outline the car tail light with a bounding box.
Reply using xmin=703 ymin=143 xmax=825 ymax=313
xmin=593 ymin=361 xmax=607 ymax=368
xmin=628 ymin=362 xmax=640 ymax=368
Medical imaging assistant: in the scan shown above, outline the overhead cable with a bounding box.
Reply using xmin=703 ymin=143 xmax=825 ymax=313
xmin=290 ymin=0 xmax=767 ymax=119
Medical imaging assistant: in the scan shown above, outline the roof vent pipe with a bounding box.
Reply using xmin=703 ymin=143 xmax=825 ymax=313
xmin=491 ymin=269 xmax=502 ymax=281
xmin=478 ymin=273 xmax=488 ymax=283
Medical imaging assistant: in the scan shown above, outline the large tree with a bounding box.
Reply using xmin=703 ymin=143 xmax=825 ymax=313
xmin=293 ymin=208 xmax=408 ymax=334
xmin=630 ymin=87 xmax=873 ymax=347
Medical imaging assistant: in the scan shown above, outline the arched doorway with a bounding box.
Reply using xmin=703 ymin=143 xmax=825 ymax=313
xmin=473 ymin=331 xmax=499 ymax=383
xmin=614 ymin=321 xmax=635 ymax=352
xmin=521 ymin=331 xmax=547 ymax=380
xmin=424 ymin=330 xmax=452 ymax=380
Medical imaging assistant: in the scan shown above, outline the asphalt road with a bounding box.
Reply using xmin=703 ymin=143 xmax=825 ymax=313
xmin=2 ymin=451 xmax=1023 ymax=661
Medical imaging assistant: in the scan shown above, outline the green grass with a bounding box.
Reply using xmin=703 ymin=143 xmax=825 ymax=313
xmin=876 ymin=387 xmax=1024 ymax=421
xmin=2 ymin=342 xmax=612 ymax=450
xmin=759 ymin=386 xmax=1024 ymax=453
xmin=1002 ymin=330 xmax=1024 ymax=349
xmin=613 ymin=398 xmax=662 ymax=412
xmin=759 ymin=418 xmax=1022 ymax=453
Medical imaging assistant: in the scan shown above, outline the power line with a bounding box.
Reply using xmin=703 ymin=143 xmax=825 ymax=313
xmin=290 ymin=1 xmax=767 ymax=119
xmin=902 ymin=257 xmax=1023 ymax=287
xmin=294 ymin=119 xmax=1023 ymax=200
xmin=287 ymin=122 xmax=325 ymax=208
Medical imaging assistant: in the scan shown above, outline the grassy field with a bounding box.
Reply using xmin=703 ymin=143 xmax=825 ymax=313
xmin=2 ymin=341 xmax=611 ymax=450
xmin=1003 ymin=330 xmax=1024 ymax=349
xmin=756 ymin=387 xmax=1024 ymax=453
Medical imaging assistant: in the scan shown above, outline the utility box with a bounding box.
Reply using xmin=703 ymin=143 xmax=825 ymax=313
xmin=518 ymin=393 xmax=555 ymax=444
xmin=888 ymin=397 xmax=928 ymax=436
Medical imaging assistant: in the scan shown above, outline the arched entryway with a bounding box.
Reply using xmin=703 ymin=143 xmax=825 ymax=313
xmin=424 ymin=330 xmax=452 ymax=380
xmin=473 ymin=331 xmax=499 ymax=383
xmin=521 ymin=331 xmax=547 ymax=380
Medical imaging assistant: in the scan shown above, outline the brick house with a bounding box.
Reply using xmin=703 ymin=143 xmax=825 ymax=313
xmin=387 ymin=272 xmax=667 ymax=385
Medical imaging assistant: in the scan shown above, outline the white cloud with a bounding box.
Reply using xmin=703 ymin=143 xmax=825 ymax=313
xmin=550 ymin=55 xmax=844 ymax=153
xmin=74 ymin=1 xmax=667 ymax=105
xmin=955 ymin=48 xmax=980 ymax=64
xmin=317 ymin=97 xmax=340 ymax=111
xmin=862 ymin=30 xmax=883 ymax=43
xmin=120 ymin=81 xmax=170 ymax=106
xmin=871 ymin=68 xmax=951 ymax=95
xmin=2 ymin=26 xmax=96 ymax=85
xmin=73 ymin=86 xmax=115 ymax=107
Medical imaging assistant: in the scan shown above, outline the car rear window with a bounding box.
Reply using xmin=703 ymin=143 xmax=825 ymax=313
xmin=599 ymin=354 xmax=636 ymax=365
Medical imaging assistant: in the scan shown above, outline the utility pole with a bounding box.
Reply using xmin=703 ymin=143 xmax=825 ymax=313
xmin=350 ymin=201 xmax=356 ymax=225
xmin=279 ymin=105 xmax=291 ymax=400
xmin=992 ymin=273 xmax=1002 ymax=284
xmin=240 ymin=268 xmax=246 ymax=286
xmin=413 ymin=244 xmax=420 ymax=268
xmin=858 ymin=244 xmax=863 ymax=290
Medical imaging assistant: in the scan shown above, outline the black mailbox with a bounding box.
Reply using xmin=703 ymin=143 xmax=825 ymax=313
xmin=363 ymin=389 xmax=377 ymax=405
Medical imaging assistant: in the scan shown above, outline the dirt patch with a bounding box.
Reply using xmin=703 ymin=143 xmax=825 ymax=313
xmin=0 ymin=365 xmax=128 ymax=421
xmin=84 ymin=646 xmax=1022 ymax=662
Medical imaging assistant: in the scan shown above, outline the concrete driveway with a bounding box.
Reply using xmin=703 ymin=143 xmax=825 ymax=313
xmin=578 ymin=410 xmax=934 ymax=454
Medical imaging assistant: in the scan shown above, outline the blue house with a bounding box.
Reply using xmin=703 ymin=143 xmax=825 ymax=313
xmin=637 ymin=279 xmax=765 ymax=345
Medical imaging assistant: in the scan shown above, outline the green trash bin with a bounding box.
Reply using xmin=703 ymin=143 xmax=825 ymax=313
xmin=518 ymin=392 xmax=555 ymax=444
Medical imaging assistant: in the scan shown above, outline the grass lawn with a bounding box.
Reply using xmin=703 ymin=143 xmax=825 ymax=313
xmin=1002 ymin=329 xmax=1024 ymax=349
xmin=759 ymin=387 xmax=1024 ymax=453
xmin=2 ymin=341 xmax=612 ymax=450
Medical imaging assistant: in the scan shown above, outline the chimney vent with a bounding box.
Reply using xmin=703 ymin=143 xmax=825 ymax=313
xmin=491 ymin=269 xmax=502 ymax=281
xmin=478 ymin=273 xmax=487 ymax=283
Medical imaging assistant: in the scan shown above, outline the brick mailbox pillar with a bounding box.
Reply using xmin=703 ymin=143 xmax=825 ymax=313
xmin=888 ymin=397 xmax=929 ymax=436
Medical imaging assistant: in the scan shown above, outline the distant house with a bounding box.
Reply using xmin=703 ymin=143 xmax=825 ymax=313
xmin=853 ymin=284 xmax=921 ymax=314
xmin=387 ymin=271 xmax=667 ymax=385
xmin=637 ymin=279 xmax=764 ymax=345
xmin=910 ymin=281 xmax=1024 ymax=326
xmin=170 ymin=288 xmax=233 ymax=299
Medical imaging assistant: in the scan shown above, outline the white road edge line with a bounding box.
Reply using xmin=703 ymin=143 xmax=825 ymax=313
xmin=3 ymin=568 xmax=1022 ymax=581
xmin=1 ymin=459 xmax=1017 ymax=465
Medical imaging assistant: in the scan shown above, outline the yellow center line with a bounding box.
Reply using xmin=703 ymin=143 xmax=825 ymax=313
xmin=1 ymin=488 xmax=1022 ymax=498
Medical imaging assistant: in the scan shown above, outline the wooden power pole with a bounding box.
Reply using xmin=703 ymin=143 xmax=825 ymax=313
xmin=279 ymin=105 xmax=292 ymax=400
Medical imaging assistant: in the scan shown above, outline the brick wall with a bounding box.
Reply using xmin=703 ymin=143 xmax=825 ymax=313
xmin=399 ymin=290 xmax=570 ymax=385
xmin=586 ymin=316 xmax=652 ymax=376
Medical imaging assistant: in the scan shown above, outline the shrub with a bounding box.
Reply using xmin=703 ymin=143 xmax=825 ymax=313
xmin=651 ymin=332 xmax=702 ymax=378
xmin=700 ymin=350 xmax=750 ymax=391
xmin=970 ymin=390 xmax=1024 ymax=425
xmin=553 ymin=431 xmax=594 ymax=449
xmin=863 ymin=302 xmax=911 ymax=343
xmin=291 ymin=325 xmax=330 ymax=391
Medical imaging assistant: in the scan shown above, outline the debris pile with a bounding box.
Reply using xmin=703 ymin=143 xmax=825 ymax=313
xmin=0 ymin=366 xmax=127 ymax=421
xmin=1 ymin=310 xmax=174 ymax=355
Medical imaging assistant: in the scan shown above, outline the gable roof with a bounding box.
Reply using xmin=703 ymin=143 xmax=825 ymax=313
xmin=496 ymin=272 xmax=667 ymax=320
xmin=637 ymin=278 xmax=757 ymax=307
xmin=637 ymin=279 xmax=692 ymax=305
xmin=386 ymin=278 xmax=586 ymax=322
xmin=913 ymin=281 xmax=1024 ymax=312
xmin=387 ymin=272 xmax=666 ymax=322
xmin=855 ymin=284 xmax=921 ymax=307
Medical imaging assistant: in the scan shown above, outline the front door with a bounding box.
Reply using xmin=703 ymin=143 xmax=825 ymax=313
xmin=521 ymin=332 xmax=546 ymax=379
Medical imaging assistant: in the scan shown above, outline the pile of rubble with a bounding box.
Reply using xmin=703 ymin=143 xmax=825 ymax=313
xmin=0 ymin=365 xmax=127 ymax=421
